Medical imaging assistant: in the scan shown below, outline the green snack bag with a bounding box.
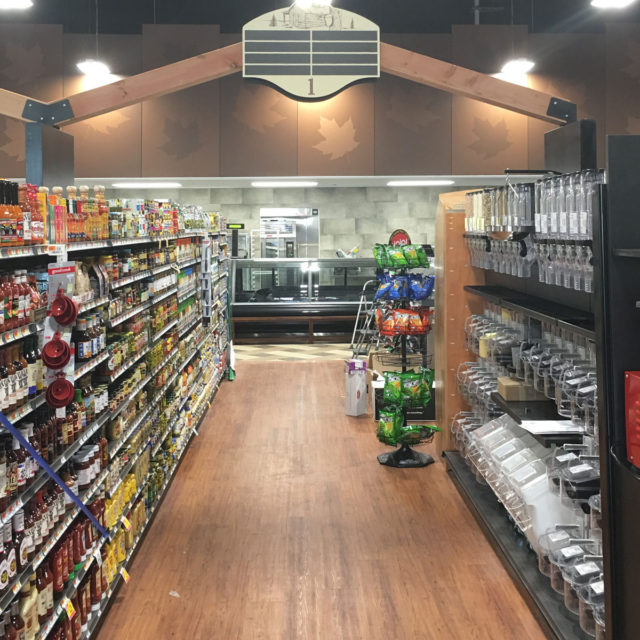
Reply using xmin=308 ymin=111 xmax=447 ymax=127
xmin=378 ymin=409 xmax=400 ymax=446
xmin=403 ymin=244 xmax=420 ymax=268
xmin=387 ymin=246 xmax=408 ymax=268
xmin=401 ymin=372 xmax=425 ymax=406
xmin=421 ymin=368 xmax=435 ymax=403
xmin=416 ymin=245 xmax=430 ymax=268
xmin=383 ymin=372 xmax=403 ymax=404
xmin=373 ymin=244 xmax=390 ymax=269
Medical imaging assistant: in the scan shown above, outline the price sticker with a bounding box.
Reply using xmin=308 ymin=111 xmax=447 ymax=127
xmin=62 ymin=597 xmax=76 ymax=620
xmin=121 ymin=516 xmax=132 ymax=531
xmin=93 ymin=548 xmax=103 ymax=566
xmin=12 ymin=581 xmax=21 ymax=594
xmin=56 ymin=407 xmax=66 ymax=419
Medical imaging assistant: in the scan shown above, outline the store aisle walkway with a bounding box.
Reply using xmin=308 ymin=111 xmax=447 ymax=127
xmin=97 ymin=361 xmax=546 ymax=640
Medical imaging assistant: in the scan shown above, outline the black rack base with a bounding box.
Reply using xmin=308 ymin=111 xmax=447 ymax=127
xmin=378 ymin=444 xmax=434 ymax=468
xmin=443 ymin=450 xmax=588 ymax=640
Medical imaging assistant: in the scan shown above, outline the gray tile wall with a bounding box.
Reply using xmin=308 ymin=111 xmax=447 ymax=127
xmin=106 ymin=186 xmax=451 ymax=257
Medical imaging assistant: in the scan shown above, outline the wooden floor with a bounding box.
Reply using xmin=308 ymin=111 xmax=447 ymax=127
xmin=97 ymin=361 xmax=547 ymax=640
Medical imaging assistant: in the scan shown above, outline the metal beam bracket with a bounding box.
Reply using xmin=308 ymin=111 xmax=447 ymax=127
xmin=547 ymin=97 xmax=578 ymax=124
xmin=21 ymin=98 xmax=74 ymax=125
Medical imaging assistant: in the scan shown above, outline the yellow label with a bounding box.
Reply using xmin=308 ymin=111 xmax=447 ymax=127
xmin=121 ymin=516 xmax=131 ymax=531
xmin=120 ymin=567 xmax=130 ymax=584
xmin=62 ymin=597 xmax=76 ymax=620
xmin=501 ymin=308 xmax=512 ymax=323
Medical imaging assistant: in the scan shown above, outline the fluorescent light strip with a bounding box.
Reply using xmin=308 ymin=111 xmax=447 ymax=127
xmin=112 ymin=182 xmax=183 ymax=189
xmin=251 ymin=181 xmax=318 ymax=188
xmin=0 ymin=0 xmax=33 ymax=8
xmin=387 ymin=180 xmax=455 ymax=187
xmin=592 ymin=0 xmax=635 ymax=7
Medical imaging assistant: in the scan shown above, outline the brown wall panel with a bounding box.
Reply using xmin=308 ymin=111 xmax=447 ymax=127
xmin=298 ymin=83 xmax=374 ymax=176
xmin=219 ymin=75 xmax=299 ymax=177
xmin=0 ymin=24 xmax=64 ymax=178
xmin=606 ymin=24 xmax=640 ymax=137
xmin=528 ymin=34 xmax=607 ymax=169
xmin=452 ymin=25 xmax=529 ymax=175
xmin=142 ymin=25 xmax=221 ymax=177
xmin=62 ymin=34 xmax=143 ymax=178
xmin=375 ymin=34 xmax=452 ymax=175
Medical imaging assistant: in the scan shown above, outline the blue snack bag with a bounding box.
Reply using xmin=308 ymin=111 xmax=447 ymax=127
xmin=374 ymin=274 xmax=393 ymax=301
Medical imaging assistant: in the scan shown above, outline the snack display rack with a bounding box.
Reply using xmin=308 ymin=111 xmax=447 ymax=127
xmin=371 ymin=243 xmax=438 ymax=468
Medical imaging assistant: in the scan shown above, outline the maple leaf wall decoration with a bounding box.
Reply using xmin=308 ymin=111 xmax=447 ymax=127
xmin=0 ymin=42 xmax=46 ymax=86
xmin=467 ymin=117 xmax=511 ymax=160
xmin=158 ymin=117 xmax=203 ymax=160
xmin=84 ymin=111 xmax=132 ymax=136
xmin=0 ymin=118 xmax=25 ymax=164
xmin=233 ymin=86 xmax=287 ymax=134
xmin=313 ymin=116 xmax=359 ymax=161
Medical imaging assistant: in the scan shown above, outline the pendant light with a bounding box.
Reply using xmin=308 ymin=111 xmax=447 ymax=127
xmin=494 ymin=0 xmax=535 ymax=86
xmin=77 ymin=0 xmax=113 ymax=87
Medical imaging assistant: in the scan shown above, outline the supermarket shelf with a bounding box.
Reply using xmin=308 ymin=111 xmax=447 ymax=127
xmin=464 ymin=285 xmax=595 ymax=340
xmin=65 ymin=232 xmax=205 ymax=254
xmin=110 ymin=269 xmax=154 ymax=290
xmin=444 ymin=450 xmax=586 ymax=640
xmin=214 ymin=271 xmax=228 ymax=283
xmin=151 ymin=319 xmax=177 ymax=344
xmin=0 ymin=411 xmax=110 ymax=525
xmin=0 ymin=322 xmax=42 ymax=347
xmin=490 ymin=392 xmax=584 ymax=447
xmin=109 ymin=374 xmax=152 ymax=421
xmin=108 ymin=300 xmax=151 ymax=328
xmin=150 ymin=285 xmax=178 ymax=306
xmin=2 ymin=392 xmax=47 ymax=427
xmin=0 ymin=245 xmax=50 ymax=260
xmin=101 ymin=344 xmax=150 ymax=384
xmin=178 ymin=257 xmax=199 ymax=270
xmin=77 ymin=296 xmax=109 ymax=314
xmin=177 ymin=315 xmax=200 ymax=338
xmin=1 ymin=464 xmax=109 ymax=617
xmin=177 ymin=284 xmax=198 ymax=304
xmin=73 ymin=350 xmax=109 ymax=380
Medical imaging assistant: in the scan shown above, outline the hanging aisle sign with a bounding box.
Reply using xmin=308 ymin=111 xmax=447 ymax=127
xmin=242 ymin=2 xmax=380 ymax=99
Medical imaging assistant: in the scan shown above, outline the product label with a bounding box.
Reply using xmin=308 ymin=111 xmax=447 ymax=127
xmin=120 ymin=567 xmax=130 ymax=584
xmin=569 ymin=211 xmax=579 ymax=237
xmin=0 ymin=558 xmax=7 ymax=589
xmin=576 ymin=561 xmax=600 ymax=576
xmin=580 ymin=211 xmax=590 ymax=237
xmin=77 ymin=468 xmax=89 ymax=488
xmin=8 ymin=371 xmax=17 ymax=405
xmin=556 ymin=453 xmax=578 ymax=464
xmin=121 ymin=516 xmax=131 ymax=532
xmin=19 ymin=535 xmax=29 ymax=565
xmin=559 ymin=211 xmax=568 ymax=235
xmin=550 ymin=211 xmax=558 ymax=234
xmin=61 ymin=596 xmax=76 ymax=620
xmin=27 ymin=362 xmax=37 ymax=396
xmin=591 ymin=581 xmax=604 ymax=596
xmin=37 ymin=589 xmax=48 ymax=617
xmin=560 ymin=545 xmax=584 ymax=559
xmin=16 ymin=461 xmax=25 ymax=487
xmin=568 ymin=463 xmax=594 ymax=476
xmin=0 ymin=378 xmax=6 ymax=411
xmin=46 ymin=581 xmax=54 ymax=610
xmin=78 ymin=340 xmax=92 ymax=360
xmin=7 ymin=548 xmax=15 ymax=578
xmin=0 ymin=461 xmax=6 ymax=498
xmin=25 ymin=524 xmax=35 ymax=555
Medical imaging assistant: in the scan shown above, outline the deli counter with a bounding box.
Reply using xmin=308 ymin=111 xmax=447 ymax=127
xmin=230 ymin=258 xmax=379 ymax=343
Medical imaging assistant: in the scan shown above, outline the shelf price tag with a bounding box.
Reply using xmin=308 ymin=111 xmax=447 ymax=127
xmin=120 ymin=567 xmax=131 ymax=584
xmin=93 ymin=548 xmax=103 ymax=567
xmin=62 ymin=597 xmax=76 ymax=620
xmin=121 ymin=516 xmax=132 ymax=531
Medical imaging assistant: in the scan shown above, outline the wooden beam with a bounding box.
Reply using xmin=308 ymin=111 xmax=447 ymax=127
xmin=60 ymin=42 xmax=243 ymax=126
xmin=380 ymin=42 xmax=571 ymax=124
xmin=0 ymin=88 xmax=37 ymax=123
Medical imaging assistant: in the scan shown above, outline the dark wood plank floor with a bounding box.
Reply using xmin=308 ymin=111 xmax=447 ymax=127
xmin=97 ymin=361 xmax=547 ymax=640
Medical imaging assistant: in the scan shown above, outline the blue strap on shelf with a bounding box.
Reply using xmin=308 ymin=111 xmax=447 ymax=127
xmin=0 ymin=412 xmax=109 ymax=539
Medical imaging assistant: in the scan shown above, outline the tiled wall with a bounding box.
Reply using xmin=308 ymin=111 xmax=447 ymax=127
xmin=105 ymin=186 xmax=455 ymax=256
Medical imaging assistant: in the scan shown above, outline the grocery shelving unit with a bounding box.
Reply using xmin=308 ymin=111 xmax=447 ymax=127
xmin=0 ymin=222 xmax=230 ymax=639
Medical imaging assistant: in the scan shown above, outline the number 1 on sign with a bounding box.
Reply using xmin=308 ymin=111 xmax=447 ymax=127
xmin=308 ymin=78 xmax=315 ymax=96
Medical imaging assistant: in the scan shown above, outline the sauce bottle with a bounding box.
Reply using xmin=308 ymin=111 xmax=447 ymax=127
xmin=11 ymin=436 xmax=26 ymax=493
xmin=6 ymin=349 xmax=17 ymax=412
xmin=33 ymin=338 xmax=43 ymax=395
xmin=5 ymin=439 xmax=17 ymax=503
xmin=4 ymin=612 xmax=17 ymax=640
xmin=12 ymin=510 xmax=31 ymax=570
xmin=17 ymin=344 xmax=28 ymax=407
xmin=9 ymin=601 xmax=25 ymax=640
xmin=23 ymin=506 xmax=35 ymax=563
xmin=0 ymin=440 xmax=7 ymax=513
xmin=25 ymin=338 xmax=36 ymax=400
xmin=73 ymin=319 xmax=91 ymax=363
xmin=0 ymin=537 xmax=8 ymax=596
xmin=36 ymin=568 xmax=48 ymax=625
xmin=52 ymin=546 xmax=64 ymax=596
xmin=42 ymin=560 xmax=54 ymax=616
xmin=3 ymin=524 xmax=15 ymax=582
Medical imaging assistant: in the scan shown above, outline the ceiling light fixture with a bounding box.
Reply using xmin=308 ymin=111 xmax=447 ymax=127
xmin=592 ymin=0 xmax=636 ymax=7
xmin=112 ymin=182 xmax=183 ymax=189
xmin=295 ymin=0 xmax=333 ymax=9
xmin=251 ymin=181 xmax=319 ymax=188
xmin=500 ymin=58 xmax=535 ymax=75
xmin=77 ymin=0 xmax=112 ymax=85
xmin=0 ymin=0 xmax=33 ymax=9
xmin=387 ymin=180 xmax=455 ymax=187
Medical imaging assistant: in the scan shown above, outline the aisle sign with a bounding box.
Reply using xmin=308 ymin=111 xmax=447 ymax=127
xmin=243 ymin=2 xmax=380 ymax=99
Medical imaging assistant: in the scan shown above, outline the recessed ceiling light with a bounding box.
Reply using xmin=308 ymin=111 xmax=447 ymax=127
xmin=251 ymin=181 xmax=319 ymax=188
xmin=500 ymin=59 xmax=535 ymax=75
xmin=592 ymin=0 xmax=636 ymax=7
xmin=387 ymin=180 xmax=455 ymax=187
xmin=0 ymin=0 xmax=33 ymax=8
xmin=77 ymin=59 xmax=111 ymax=76
xmin=112 ymin=182 xmax=183 ymax=189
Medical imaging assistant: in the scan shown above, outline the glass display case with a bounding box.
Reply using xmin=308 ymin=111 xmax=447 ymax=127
xmin=230 ymin=258 xmax=379 ymax=342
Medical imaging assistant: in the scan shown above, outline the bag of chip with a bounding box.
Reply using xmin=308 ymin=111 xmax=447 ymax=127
xmin=394 ymin=310 xmax=411 ymax=332
xmin=387 ymin=246 xmax=408 ymax=268
xmin=374 ymin=275 xmax=393 ymax=301
xmin=389 ymin=276 xmax=409 ymax=300
xmin=376 ymin=308 xmax=395 ymax=335
xmin=377 ymin=408 xmax=402 ymax=446
xmin=408 ymin=311 xmax=425 ymax=333
xmin=383 ymin=371 xmax=403 ymax=404
xmin=410 ymin=274 xmax=435 ymax=301
xmin=416 ymin=245 xmax=430 ymax=267
xmin=373 ymin=244 xmax=390 ymax=269
xmin=401 ymin=372 xmax=425 ymax=405
xmin=403 ymin=244 xmax=420 ymax=268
